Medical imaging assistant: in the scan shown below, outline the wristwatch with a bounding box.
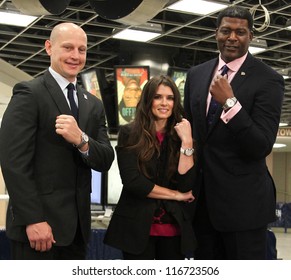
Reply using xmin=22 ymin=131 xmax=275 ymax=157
xmin=222 ymin=97 xmax=237 ymax=111
xmin=73 ymin=132 xmax=89 ymax=149
xmin=180 ymin=147 xmax=195 ymax=156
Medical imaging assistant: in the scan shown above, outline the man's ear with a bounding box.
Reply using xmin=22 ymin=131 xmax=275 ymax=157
xmin=44 ymin=40 xmax=52 ymax=55
xmin=215 ymin=28 xmax=219 ymax=40
xmin=249 ymin=30 xmax=254 ymax=42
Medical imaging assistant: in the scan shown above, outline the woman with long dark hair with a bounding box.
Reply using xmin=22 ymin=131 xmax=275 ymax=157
xmin=104 ymin=75 xmax=197 ymax=259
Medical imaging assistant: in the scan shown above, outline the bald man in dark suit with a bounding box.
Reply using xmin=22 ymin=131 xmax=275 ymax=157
xmin=0 ymin=22 xmax=114 ymax=259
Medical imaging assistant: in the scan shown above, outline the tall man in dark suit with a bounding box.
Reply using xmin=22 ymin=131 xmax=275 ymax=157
xmin=0 ymin=22 xmax=114 ymax=259
xmin=184 ymin=6 xmax=284 ymax=259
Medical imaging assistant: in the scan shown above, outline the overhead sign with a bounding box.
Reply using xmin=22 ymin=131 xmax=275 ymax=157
xmin=277 ymin=127 xmax=291 ymax=137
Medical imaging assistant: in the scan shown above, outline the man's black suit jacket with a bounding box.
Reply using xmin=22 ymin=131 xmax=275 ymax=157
xmin=0 ymin=70 xmax=114 ymax=245
xmin=184 ymin=53 xmax=284 ymax=231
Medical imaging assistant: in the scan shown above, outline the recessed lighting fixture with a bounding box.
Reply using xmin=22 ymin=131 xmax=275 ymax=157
xmin=0 ymin=11 xmax=37 ymax=27
xmin=249 ymin=38 xmax=267 ymax=55
xmin=273 ymin=143 xmax=286 ymax=148
xmin=167 ymin=0 xmax=227 ymax=15
xmin=279 ymin=122 xmax=288 ymax=127
xmin=113 ymin=29 xmax=161 ymax=42
xmin=286 ymin=19 xmax=291 ymax=30
xmin=249 ymin=46 xmax=267 ymax=55
xmin=276 ymin=69 xmax=290 ymax=80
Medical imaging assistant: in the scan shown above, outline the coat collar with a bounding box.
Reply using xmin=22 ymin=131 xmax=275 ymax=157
xmin=43 ymin=70 xmax=71 ymax=116
xmin=43 ymin=70 xmax=89 ymax=130
xmin=206 ymin=53 xmax=254 ymax=135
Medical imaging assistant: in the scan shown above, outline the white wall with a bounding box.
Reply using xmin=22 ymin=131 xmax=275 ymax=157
xmin=0 ymin=58 xmax=33 ymax=121
xmin=273 ymin=152 xmax=291 ymax=203
xmin=0 ymin=58 xmax=32 ymax=87
xmin=0 ymin=168 xmax=8 ymax=228
xmin=0 ymin=82 xmax=13 ymax=120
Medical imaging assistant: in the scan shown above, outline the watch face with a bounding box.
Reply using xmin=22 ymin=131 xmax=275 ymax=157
xmin=185 ymin=149 xmax=194 ymax=156
xmin=180 ymin=147 xmax=194 ymax=156
xmin=227 ymin=99 xmax=235 ymax=107
xmin=83 ymin=133 xmax=89 ymax=142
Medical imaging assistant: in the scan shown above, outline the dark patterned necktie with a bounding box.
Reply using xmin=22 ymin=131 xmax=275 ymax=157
xmin=206 ymin=65 xmax=229 ymax=127
xmin=67 ymin=83 xmax=78 ymax=120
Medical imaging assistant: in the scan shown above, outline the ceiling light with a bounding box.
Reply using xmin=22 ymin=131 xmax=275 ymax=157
xmin=112 ymin=29 xmax=161 ymax=42
xmin=135 ymin=22 xmax=163 ymax=33
xmin=167 ymin=0 xmax=227 ymax=15
xmin=0 ymin=11 xmax=37 ymax=27
xmin=276 ymin=68 xmax=291 ymax=80
xmin=249 ymin=38 xmax=267 ymax=54
xmin=273 ymin=143 xmax=286 ymax=148
xmin=286 ymin=18 xmax=291 ymax=30
xmin=249 ymin=46 xmax=267 ymax=55
xmin=279 ymin=122 xmax=288 ymax=127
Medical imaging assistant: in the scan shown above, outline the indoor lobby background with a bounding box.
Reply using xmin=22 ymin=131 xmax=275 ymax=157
xmin=1 ymin=67 xmax=291 ymax=260
xmin=1 ymin=0 xmax=291 ymax=260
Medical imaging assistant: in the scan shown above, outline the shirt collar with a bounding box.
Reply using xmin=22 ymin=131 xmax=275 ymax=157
xmin=48 ymin=67 xmax=77 ymax=91
xmin=218 ymin=52 xmax=248 ymax=73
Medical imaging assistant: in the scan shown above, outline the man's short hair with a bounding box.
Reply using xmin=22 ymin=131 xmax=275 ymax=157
xmin=217 ymin=6 xmax=254 ymax=31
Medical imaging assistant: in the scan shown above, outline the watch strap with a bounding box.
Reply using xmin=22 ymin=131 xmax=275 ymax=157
xmin=180 ymin=147 xmax=195 ymax=156
xmin=222 ymin=97 xmax=237 ymax=111
xmin=73 ymin=132 xmax=88 ymax=149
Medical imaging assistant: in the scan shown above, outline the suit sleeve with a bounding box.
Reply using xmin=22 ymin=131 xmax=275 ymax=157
xmin=115 ymin=126 xmax=155 ymax=199
xmin=0 ymin=82 xmax=45 ymax=226
xmin=176 ymin=165 xmax=197 ymax=194
xmin=227 ymin=63 xmax=284 ymax=160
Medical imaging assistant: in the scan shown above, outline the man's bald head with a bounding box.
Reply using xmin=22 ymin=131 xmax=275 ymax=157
xmin=50 ymin=22 xmax=87 ymax=44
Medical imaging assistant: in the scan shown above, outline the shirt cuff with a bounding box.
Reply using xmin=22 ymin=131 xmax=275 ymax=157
xmin=78 ymin=148 xmax=89 ymax=157
xmin=221 ymin=101 xmax=242 ymax=124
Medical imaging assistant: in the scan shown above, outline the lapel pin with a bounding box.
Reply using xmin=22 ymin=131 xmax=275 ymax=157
xmin=241 ymin=72 xmax=246 ymax=76
xmin=83 ymin=93 xmax=88 ymax=99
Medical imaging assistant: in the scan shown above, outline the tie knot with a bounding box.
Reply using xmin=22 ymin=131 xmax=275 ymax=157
xmin=221 ymin=65 xmax=229 ymax=76
xmin=67 ymin=83 xmax=75 ymax=91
